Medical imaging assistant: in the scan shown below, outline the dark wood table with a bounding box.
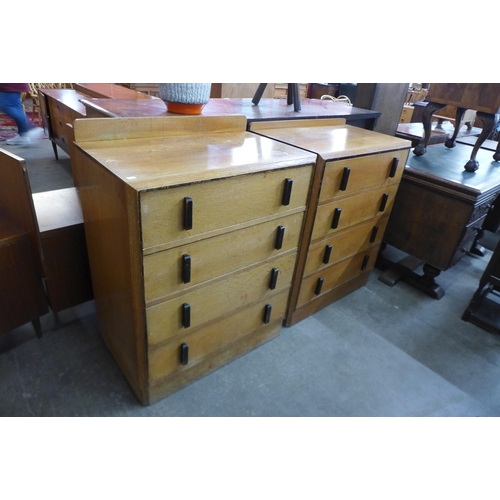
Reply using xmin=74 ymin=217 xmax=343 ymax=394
xmin=378 ymin=143 xmax=500 ymax=298
xmin=80 ymin=97 xmax=381 ymax=130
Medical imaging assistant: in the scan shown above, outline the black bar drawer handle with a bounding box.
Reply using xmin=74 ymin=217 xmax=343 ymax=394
xmin=370 ymin=225 xmax=379 ymax=243
xmin=331 ymin=208 xmax=342 ymax=229
xmin=361 ymin=255 xmax=370 ymax=271
xmin=183 ymin=197 xmax=193 ymax=230
xmin=180 ymin=343 xmax=189 ymax=365
xmin=340 ymin=167 xmax=351 ymax=191
xmin=182 ymin=254 xmax=191 ymax=283
xmin=389 ymin=157 xmax=399 ymax=178
xmin=315 ymin=277 xmax=324 ymax=295
xmin=263 ymin=304 xmax=272 ymax=324
xmin=269 ymin=268 xmax=279 ymax=290
xmin=282 ymin=178 xmax=293 ymax=206
xmin=275 ymin=225 xmax=285 ymax=250
xmin=323 ymin=244 xmax=332 ymax=264
xmin=182 ymin=303 xmax=191 ymax=328
xmin=379 ymin=193 xmax=389 ymax=212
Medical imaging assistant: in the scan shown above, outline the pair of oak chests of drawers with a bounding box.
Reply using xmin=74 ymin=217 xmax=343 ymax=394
xmin=72 ymin=115 xmax=410 ymax=404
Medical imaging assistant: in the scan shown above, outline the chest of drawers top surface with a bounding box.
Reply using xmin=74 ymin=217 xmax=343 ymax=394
xmin=250 ymin=119 xmax=411 ymax=160
xmin=73 ymin=116 xmax=316 ymax=191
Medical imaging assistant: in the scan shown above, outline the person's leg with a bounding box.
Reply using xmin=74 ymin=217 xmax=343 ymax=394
xmin=0 ymin=91 xmax=30 ymax=135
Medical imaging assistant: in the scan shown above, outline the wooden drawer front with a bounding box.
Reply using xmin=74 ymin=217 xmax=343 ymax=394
xmin=319 ymin=150 xmax=408 ymax=203
xmin=48 ymin=100 xmax=73 ymax=137
xmin=297 ymin=246 xmax=380 ymax=307
xmin=304 ymin=216 xmax=389 ymax=276
xmin=449 ymin=216 xmax=486 ymax=267
xmin=141 ymin=165 xmax=313 ymax=252
xmin=48 ymin=101 xmax=67 ymax=139
xmin=312 ymin=184 xmax=399 ymax=241
xmin=146 ymin=251 xmax=297 ymax=346
xmin=148 ymin=290 xmax=289 ymax=384
xmin=144 ymin=212 xmax=304 ymax=303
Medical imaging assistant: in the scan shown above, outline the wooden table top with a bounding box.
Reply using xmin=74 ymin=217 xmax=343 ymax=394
xmin=396 ymin=121 xmax=483 ymax=147
xmin=406 ymin=143 xmax=500 ymax=197
xmin=80 ymin=97 xmax=381 ymax=125
xmin=39 ymin=85 xmax=157 ymax=118
xmin=457 ymin=136 xmax=499 ymax=151
xmin=39 ymin=88 xmax=89 ymax=117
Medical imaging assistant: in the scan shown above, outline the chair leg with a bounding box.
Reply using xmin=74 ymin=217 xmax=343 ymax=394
xmin=287 ymin=84 xmax=294 ymax=105
xmin=292 ymin=83 xmax=301 ymax=111
xmin=252 ymin=84 xmax=268 ymax=105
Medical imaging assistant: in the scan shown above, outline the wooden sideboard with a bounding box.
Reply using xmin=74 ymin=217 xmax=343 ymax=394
xmin=72 ymin=115 xmax=316 ymax=404
xmin=249 ymin=119 xmax=411 ymax=326
xmin=379 ymin=143 xmax=500 ymax=298
xmin=38 ymin=84 xmax=156 ymax=159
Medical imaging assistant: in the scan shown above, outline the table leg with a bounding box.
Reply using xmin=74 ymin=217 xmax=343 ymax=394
xmin=413 ymin=101 xmax=447 ymax=156
xmin=444 ymin=106 xmax=467 ymax=149
xmin=464 ymin=112 xmax=496 ymax=172
xmin=376 ymin=246 xmax=445 ymax=299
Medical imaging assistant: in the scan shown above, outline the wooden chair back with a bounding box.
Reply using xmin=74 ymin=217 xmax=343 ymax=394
xmin=0 ymin=148 xmax=44 ymax=275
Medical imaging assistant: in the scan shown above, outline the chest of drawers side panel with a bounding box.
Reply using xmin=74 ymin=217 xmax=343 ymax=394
xmin=73 ymin=147 xmax=149 ymax=403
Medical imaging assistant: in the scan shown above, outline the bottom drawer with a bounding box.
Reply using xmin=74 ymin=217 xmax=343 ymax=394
xmin=449 ymin=217 xmax=485 ymax=268
xmin=148 ymin=289 xmax=289 ymax=384
xmin=297 ymin=246 xmax=380 ymax=307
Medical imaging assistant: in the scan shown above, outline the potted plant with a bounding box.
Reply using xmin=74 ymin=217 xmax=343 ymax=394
xmin=158 ymin=83 xmax=212 ymax=114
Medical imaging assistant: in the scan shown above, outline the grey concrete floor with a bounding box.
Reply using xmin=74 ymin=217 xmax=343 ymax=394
xmin=2 ymin=136 xmax=500 ymax=417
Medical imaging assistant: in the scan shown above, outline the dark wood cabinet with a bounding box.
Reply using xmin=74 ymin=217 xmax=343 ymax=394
xmin=379 ymin=143 xmax=500 ymax=298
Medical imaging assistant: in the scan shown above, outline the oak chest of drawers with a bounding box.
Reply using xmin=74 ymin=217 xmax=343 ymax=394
xmin=250 ymin=119 xmax=411 ymax=326
xmin=72 ymin=115 xmax=315 ymax=404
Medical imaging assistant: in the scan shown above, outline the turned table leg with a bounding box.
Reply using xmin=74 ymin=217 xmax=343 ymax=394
xmin=413 ymin=101 xmax=447 ymax=156
xmin=402 ymin=263 xmax=445 ymax=299
xmin=464 ymin=112 xmax=497 ymax=172
xmin=444 ymin=106 xmax=467 ymax=149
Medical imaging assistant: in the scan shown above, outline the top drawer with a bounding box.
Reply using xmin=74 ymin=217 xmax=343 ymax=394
xmin=140 ymin=165 xmax=312 ymax=252
xmin=319 ymin=150 xmax=408 ymax=202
